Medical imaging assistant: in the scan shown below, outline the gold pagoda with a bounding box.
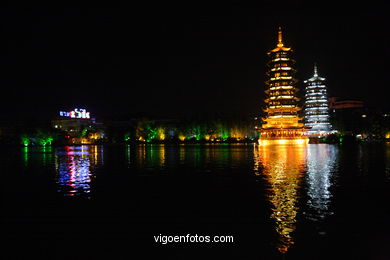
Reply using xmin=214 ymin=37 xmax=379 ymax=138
xmin=259 ymin=28 xmax=309 ymax=145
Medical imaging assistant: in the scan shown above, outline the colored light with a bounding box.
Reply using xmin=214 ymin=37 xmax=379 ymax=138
xmin=21 ymin=137 xmax=29 ymax=147
xmin=60 ymin=108 xmax=91 ymax=119
xmin=258 ymin=139 xmax=309 ymax=145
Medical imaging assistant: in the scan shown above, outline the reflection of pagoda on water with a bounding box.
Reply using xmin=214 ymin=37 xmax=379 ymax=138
xmin=306 ymin=145 xmax=337 ymax=221
xmin=259 ymin=28 xmax=309 ymax=145
xmin=254 ymin=144 xmax=306 ymax=254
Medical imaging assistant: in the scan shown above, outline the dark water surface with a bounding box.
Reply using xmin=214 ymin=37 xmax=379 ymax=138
xmin=1 ymin=144 xmax=389 ymax=259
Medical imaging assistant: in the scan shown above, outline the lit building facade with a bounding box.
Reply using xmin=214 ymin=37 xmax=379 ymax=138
xmin=51 ymin=108 xmax=105 ymax=144
xmin=304 ymin=64 xmax=332 ymax=136
xmin=259 ymin=28 xmax=308 ymax=145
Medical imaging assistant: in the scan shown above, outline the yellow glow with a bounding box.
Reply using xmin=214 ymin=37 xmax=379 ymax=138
xmin=157 ymin=127 xmax=165 ymax=141
xmin=277 ymin=27 xmax=283 ymax=47
xmin=270 ymin=96 xmax=294 ymax=100
xmin=269 ymin=86 xmax=294 ymax=90
xmin=272 ymin=58 xmax=289 ymax=62
xmin=268 ymin=105 xmax=295 ymax=109
xmin=178 ymin=135 xmax=186 ymax=141
xmin=268 ymin=115 xmax=295 ymax=118
xmin=81 ymin=138 xmax=90 ymax=144
xmin=89 ymin=133 xmax=101 ymax=140
xmin=205 ymin=135 xmax=210 ymax=141
xmin=138 ymin=136 xmax=145 ymax=142
xmin=258 ymin=139 xmax=309 ymax=145
xmin=386 ymin=132 xmax=390 ymax=139
xmin=270 ymin=76 xmax=292 ymax=81
xmin=254 ymin=144 xmax=306 ymax=253
xmin=271 ymin=67 xmax=292 ymax=71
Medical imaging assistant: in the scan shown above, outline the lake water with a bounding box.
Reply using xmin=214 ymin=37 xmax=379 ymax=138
xmin=1 ymin=144 xmax=389 ymax=259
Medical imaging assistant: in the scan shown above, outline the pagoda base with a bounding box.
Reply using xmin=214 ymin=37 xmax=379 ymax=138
xmin=258 ymin=127 xmax=309 ymax=145
xmin=258 ymin=137 xmax=309 ymax=145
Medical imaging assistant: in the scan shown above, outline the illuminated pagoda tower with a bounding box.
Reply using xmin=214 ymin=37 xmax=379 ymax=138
xmin=304 ymin=64 xmax=332 ymax=136
xmin=259 ymin=27 xmax=308 ymax=145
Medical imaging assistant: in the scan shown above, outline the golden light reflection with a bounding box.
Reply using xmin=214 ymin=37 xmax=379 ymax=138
xmin=254 ymin=144 xmax=307 ymax=254
xmin=137 ymin=144 xmax=166 ymax=169
xmin=90 ymin=145 xmax=98 ymax=164
xmin=158 ymin=145 xmax=166 ymax=167
xmin=258 ymin=138 xmax=308 ymax=145
xmin=137 ymin=144 xmax=146 ymax=166
xmin=386 ymin=143 xmax=390 ymax=181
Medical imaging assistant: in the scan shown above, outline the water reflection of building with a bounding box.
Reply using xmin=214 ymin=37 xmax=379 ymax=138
xmin=132 ymin=144 xmax=248 ymax=171
xmin=135 ymin=144 xmax=166 ymax=170
xmin=386 ymin=144 xmax=390 ymax=181
xmin=254 ymin=144 xmax=306 ymax=254
xmin=22 ymin=146 xmax=53 ymax=167
xmin=55 ymin=145 xmax=102 ymax=197
xmin=306 ymin=145 xmax=337 ymax=221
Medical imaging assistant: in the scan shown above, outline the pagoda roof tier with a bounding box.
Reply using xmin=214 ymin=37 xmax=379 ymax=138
xmin=266 ymin=70 xmax=296 ymax=76
xmin=261 ymin=125 xmax=306 ymax=130
xmin=265 ymin=88 xmax=298 ymax=94
xmin=265 ymin=79 xmax=298 ymax=85
xmin=265 ymin=97 xmax=300 ymax=103
xmin=266 ymin=86 xmax=297 ymax=91
xmin=263 ymin=106 xmax=301 ymax=113
xmin=267 ymin=59 xmax=296 ymax=66
xmin=263 ymin=115 xmax=304 ymax=120
xmin=268 ymin=46 xmax=292 ymax=54
xmin=260 ymin=126 xmax=308 ymax=130
xmin=270 ymin=67 xmax=295 ymax=72
xmin=304 ymin=63 xmax=326 ymax=82
xmin=264 ymin=114 xmax=300 ymax=119
xmin=262 ymin=115 xmax=303 ymax=120
xmin=261 ymin=120 xmax=308 ymax=127
xmin=304 ymin=76 xmax=325 ymax=83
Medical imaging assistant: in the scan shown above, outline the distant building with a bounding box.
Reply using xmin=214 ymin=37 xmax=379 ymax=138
xmin=328 ymin=98 xmax=366 ymax=135
xmin=329 ymin=97 xmax=364 ymax=110
xmin=304 ymin=64 xmax=332 ymax=136
xmin=52 ymin=117 xmax=97 ymax=133
xmin=51 ymin=108 xmax=105 ymax=144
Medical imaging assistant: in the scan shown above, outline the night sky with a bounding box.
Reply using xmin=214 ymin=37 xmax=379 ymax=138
xmin=0 ymin=5 xmax=389 ymax=121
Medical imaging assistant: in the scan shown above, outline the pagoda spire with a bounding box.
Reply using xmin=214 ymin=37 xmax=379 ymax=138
xmin=277 ymin=27 xmax=284 ymax=47
xmin=313 ymin=63 xmax=318 ymax=77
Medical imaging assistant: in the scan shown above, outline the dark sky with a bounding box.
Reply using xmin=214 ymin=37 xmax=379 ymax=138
xmin=0 ymin=5 xmax=389 ymax=121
